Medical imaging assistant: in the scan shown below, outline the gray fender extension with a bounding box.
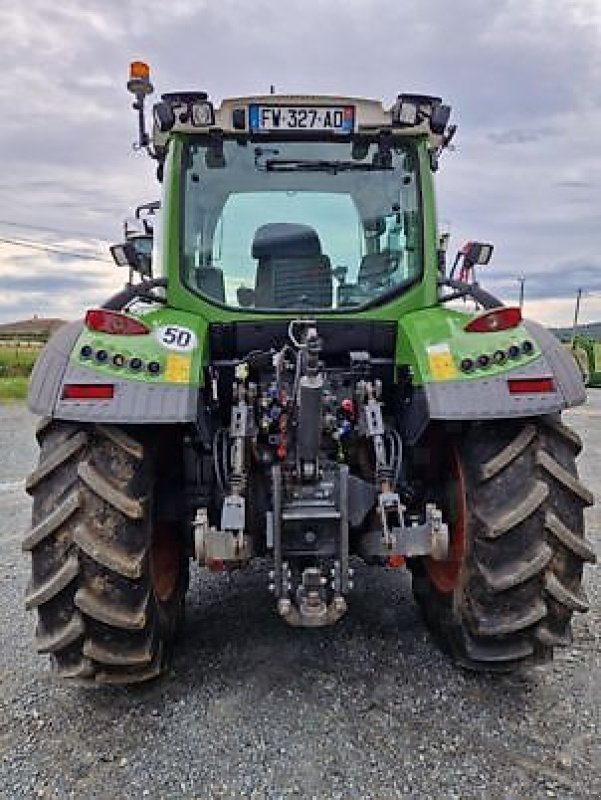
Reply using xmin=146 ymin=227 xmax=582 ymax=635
xmin=28 ymin=321 xmax=85 ymax=417
xmin=403 ymin=319 xmax=586 ymax=443
xmin=27 ymin=321 xmax=198 ymax=424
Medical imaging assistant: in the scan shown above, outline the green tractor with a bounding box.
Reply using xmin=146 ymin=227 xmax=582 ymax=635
xmin=561 ymin=290 xmax=601 ymax=389
xmin=569 ymin=337 xmax=601 ymax=389
xmin=24 ymin=62 xmax=595 ymax=684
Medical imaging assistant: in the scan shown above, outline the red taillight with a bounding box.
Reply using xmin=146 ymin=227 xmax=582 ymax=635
xmin=62 ymin=384 xmax=115 ymax=400
xmin=465 ymin=306 xmax=522 ymax=333
xmin=508 ymin=377 xmax=555 ymax=394
xmin=85 ymin=309 xmax=150 ymax=335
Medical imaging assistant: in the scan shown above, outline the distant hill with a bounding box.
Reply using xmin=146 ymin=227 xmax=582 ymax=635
xmin=0 ymin=317 xmax=67 ymax=339
xmin=551 ymin=322 xmax=601 ymax=342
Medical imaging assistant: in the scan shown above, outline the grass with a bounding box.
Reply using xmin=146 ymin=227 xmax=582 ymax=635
xmin=0 ymin=376 xmax=29 ymax=403
xmin=0 ymin=342 xmax=41 ymax=378
xmin=0 ymin=341 xmax=41 ymax=404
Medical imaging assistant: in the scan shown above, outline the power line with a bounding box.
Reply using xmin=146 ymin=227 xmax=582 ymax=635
xmin=0 ymin=217 xmax=111 ymax=243
xmin=0 ymin=236 xmax=112 ymax=263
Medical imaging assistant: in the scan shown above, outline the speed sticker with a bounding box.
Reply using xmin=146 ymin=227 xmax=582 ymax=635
xmin=155 ymin=325 xmax=197 ymax=353
xmin=426 ymin=343 xmax=457 ymax=380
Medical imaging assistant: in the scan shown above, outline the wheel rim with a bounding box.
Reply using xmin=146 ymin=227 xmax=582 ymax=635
xmin=426 ymin=446 xmax=467 ymax=594
xmin=150 ymin=523 xmax=181 ymax=602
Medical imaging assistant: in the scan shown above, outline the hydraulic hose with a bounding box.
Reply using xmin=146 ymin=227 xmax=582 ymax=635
xmin=101 ymin=278 xmax=168 ymax=310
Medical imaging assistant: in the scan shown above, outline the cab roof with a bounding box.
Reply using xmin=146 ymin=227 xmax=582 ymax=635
xmin=151 ymin=92 xmax=452 ymax=153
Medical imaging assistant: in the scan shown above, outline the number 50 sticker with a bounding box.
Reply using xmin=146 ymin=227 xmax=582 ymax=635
xmin=155 ymin=325 xmax=197 ymax=353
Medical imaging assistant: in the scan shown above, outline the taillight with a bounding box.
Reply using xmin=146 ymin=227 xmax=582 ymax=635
xmin=465 ymin=307 xmax=522 ymax=333
xmin=508 ymin=377 xmax=555 ymax=394
xmin=62 ymin=384 xmax=115 ymax=400
xmin=85 ymin=309 xmax=150 ymax=335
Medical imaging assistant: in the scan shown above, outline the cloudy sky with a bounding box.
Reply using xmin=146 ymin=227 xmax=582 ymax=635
xmin=1 ymin=0 xmax=600 ymax=326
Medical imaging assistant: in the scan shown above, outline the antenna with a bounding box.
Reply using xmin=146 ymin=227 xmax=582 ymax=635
xmin=517 ymin=276 xmax=525 ymax=310
xmin=570 ymin=288 xmax=583 ymax=349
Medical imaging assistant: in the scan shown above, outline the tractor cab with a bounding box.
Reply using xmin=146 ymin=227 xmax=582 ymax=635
xmin=126 ymin=61 xmax=456 ymax=318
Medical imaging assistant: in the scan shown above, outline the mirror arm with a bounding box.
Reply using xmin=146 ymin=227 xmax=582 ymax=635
xmin=438 ymin=278 xmax=503 ymax=310
xmin=448 ymin=252 xmax=461 ymax=280
xmin=102 ymin=278 xmax=168 ymax=311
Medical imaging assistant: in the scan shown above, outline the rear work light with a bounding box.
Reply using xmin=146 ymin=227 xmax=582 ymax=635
xmin=85 ymin=309 xmax=150 ymax=335
xmin=508 ymin=377 xmax=555 ymax=394
xmin=62 ymin=384 xmax=115 ymax=400
xmin=465 ymin=306 xmax=522 ymax=333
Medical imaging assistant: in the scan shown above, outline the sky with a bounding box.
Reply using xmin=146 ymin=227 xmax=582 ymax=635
xmin=0 ymin=0 xmax=600 ymax=326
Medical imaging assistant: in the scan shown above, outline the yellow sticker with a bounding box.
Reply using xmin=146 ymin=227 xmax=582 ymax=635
xmin=427 ymin=344 xmax=458 ymax=380
xmin=165 ymin=354 xmax=191 ymax=383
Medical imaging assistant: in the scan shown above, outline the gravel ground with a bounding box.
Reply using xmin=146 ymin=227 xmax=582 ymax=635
xmin=0 ymin=398 xmax=599 ymax=800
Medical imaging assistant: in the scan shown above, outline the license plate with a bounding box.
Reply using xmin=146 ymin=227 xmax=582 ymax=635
xmin=249 ymin=104 xmax=354 ymax=133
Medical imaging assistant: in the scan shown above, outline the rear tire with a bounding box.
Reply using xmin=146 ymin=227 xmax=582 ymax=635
xmin=410 ymin=415 xmax=595 ymax=671
xmin=24 ymin=420 xmax=188 ymax=684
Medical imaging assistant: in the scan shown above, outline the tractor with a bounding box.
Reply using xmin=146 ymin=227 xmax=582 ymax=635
xmin=24 ymin=62 xmax=595 ymax=684
xmin=572 ymin=336 xmax=601 ymax=387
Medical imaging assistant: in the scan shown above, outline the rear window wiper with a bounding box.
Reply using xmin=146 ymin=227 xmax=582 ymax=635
xmin=263 ymin=159 xmax=393 ymax=173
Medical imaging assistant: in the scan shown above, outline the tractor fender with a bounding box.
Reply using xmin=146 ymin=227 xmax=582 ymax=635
xmin=522 ymin=320 xmax=588 ymax=404
xmin=402 ymin=319 xmax=586 ymax=443
xmin=27 ymin=320 xmax=198 ymax=424
xmin=28 ymin=321 xmax=85 ymax=417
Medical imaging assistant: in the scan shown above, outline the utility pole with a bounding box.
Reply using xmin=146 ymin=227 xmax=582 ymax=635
xmin=518 ymin=276 xmax=525 ymax=310
xmin=570 ymin=288 xmax=583 ymax=349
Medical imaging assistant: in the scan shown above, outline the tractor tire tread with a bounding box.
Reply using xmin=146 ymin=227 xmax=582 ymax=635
xmin=77 ymin=461 xmax=146 ymax=520
xmin=96 ymin=425 xmax=145 ymax=461
xmin=83 ymin=636 xmax=154 ymax=667
xmin=544 ymin=510 xmax=596 ymax=563
xmin=478 ymin=424 xmax=536 ymax=482
xmin=72 ymin=524 xmax=146 ymax=579
xmin=536 ymin=450 xmax=594 ymax=506
xmin=24 ymin=419 xmax=187 ymax=685
xmin=74 ymin=586 xmax=149 ymax=630
xmin=35 ymin=611 xmax=85 ymax=654
xmin=544 ymin=572 xmax=590 ymax=612
xmin=22 ymin=490 xmax=82 ymax=551
xmin=472 ymin=597 xmax=547 ymax=637
xmin=540 ymin=414 xmax=583 ymax=454
xmin=25 ymin=553 xmax=80 ymax=609
xmin=477 ymin=543 xmax=553 ymax=593
xmin=26 ymin=431 xmax=87 ymax=493
xmin=475 ymin=480 xmax=548 ymax=538
xmin=411 ymin=416 xmax=592 ymax=672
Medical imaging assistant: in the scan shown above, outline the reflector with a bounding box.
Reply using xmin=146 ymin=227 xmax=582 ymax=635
xmin=63 ymin=384 xmax=114 ymax=400
xmin=85 ymin=309 xmax=150 ymax=335
xmin=465 ymin=307 xmax=522 ymax=333
xmin=508 ymin=377 xmax=555 ymax=394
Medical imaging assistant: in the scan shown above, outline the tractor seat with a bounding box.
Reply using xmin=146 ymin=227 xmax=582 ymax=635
xmin=357 ymin=251 xmax=398 ymax=289
xmin=252 ymin=223 xmax=332 ymax=308
xmin=193 ymin=266 xmax=225 ymax=303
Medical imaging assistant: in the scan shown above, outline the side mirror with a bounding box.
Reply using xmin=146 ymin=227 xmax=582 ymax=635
xmin=110 ymin=235 xmax=153 ymax=277
xmin=449 ymin=241 xmax=494 ymax=282
xmin=462 ymin=241 xmax=494 ymax=267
